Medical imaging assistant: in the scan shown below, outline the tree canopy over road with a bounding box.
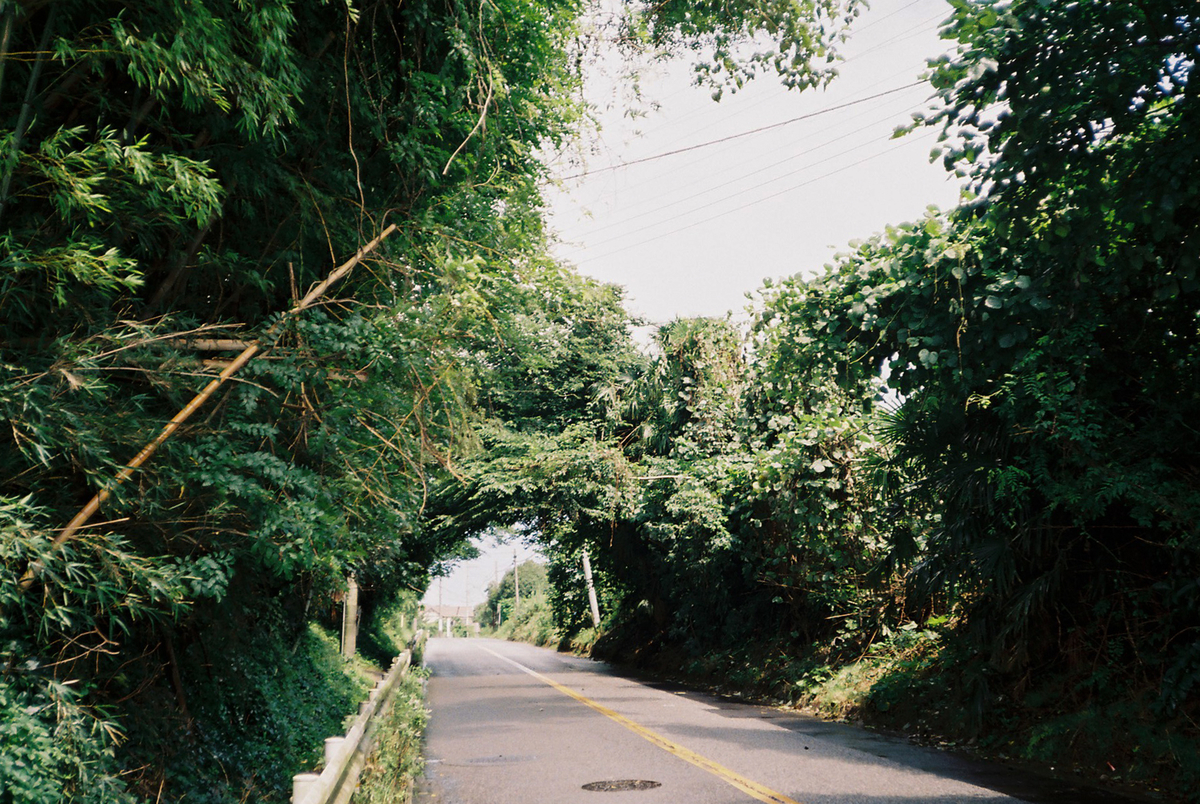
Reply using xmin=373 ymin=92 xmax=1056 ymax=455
xmin=1 ymin=0 xmax=1197 ymax=800
xmin=434 ymin=0 xmax=1200 ymax=794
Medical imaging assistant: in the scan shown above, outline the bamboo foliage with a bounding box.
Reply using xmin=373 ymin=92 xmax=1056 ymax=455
xmin=16 ymin=224 xmax=397 ymax=594
xmin=0 ymin=0 xmax=592 ymax=798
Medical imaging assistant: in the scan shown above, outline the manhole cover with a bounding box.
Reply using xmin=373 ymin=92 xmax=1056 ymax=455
xmin=582 ymin=780 xmax=662 ymax=792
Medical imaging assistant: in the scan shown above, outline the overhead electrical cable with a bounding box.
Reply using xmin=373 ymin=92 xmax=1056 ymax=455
xmin=558 ymin=82 xmax=923 ymax=180
xmin=562 ymin=129 xmax=912 ymax=252
xmin=590 ymin=79 xmax=926 ymax=207
xmin=837 ymin=11 xmax=949 ymax=68
xmin=575 ymin=130 xmax=939 ymax=263
xmin=850 ymin=0 xmax=926 ymax=34
xmin=632 ymin=59 xmax=932 ymax=173
xmin=635 ymin=8 xmax=943 ymax=145
xmin=549 ymin=14 xmax=944 ymax=186
xmin=558 ymin=97 xmax=927 ymax=242
xmin=561 ymin=102 xmax=933 ymax=250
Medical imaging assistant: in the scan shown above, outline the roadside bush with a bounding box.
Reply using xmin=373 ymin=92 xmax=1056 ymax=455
xmin=359 ymin=592 xmax=420 ymax=667
xmin=357 ymin=669 xmax=429 ymax=804
xmin=130 ymin=621 xmax=375 ymax=804
xmin=0 ymin=673 xmax=134 ymax=804
xmin=495 ymin=591 xmax=557 ymax=646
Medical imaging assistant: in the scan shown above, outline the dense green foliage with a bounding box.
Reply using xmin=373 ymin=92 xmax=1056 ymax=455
xmin=356 ymin=668 xmax=429 ymax=804
xmin=475 ymin=559 xmax=555 ymax=643
xmin=4 ymin=0 xmax=1197 ymax=797
xmin=435 ymin=0 xmax=1200 ymax=794
xmin=0 ymin=0 xmax=602 ymax=798
xmin=1 ymin=0 xmax=854 ymax=793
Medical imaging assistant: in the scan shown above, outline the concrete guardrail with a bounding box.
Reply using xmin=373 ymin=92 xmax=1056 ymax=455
xmin=292 ymin=632 xmax=425 ymax=804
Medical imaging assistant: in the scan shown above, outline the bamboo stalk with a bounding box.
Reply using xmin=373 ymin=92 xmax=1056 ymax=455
xmin=170 ymin=339 xmax=257 ymax=351
xmin=18 ymin=224 xmax=398 ymax=591
xmin=0 ymin=3 xmax=17 ymax=106
xmin=200 ymin=358 xmax=365 ymax=382
xmin=0 ymin=4 xmax=55 ymax=224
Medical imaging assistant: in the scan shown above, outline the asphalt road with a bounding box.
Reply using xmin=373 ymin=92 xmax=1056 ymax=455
xmin=415 ymin=638 xmax=1150 ymax=804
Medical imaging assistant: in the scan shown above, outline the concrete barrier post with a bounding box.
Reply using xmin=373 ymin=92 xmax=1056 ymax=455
xmin=324 ymin=736 xmax=345 ymax=765
xmin=292 ymin=772 xmax=321 ymax=804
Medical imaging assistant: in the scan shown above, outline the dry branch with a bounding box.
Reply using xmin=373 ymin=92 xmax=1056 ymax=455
xmin=17 ymin=224 xmax=398 ymax=592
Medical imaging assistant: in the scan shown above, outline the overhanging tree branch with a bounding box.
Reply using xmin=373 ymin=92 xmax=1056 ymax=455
xmin=17 ymin=223 xmax=398 ymax=591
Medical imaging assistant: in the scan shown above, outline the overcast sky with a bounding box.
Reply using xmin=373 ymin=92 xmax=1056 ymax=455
xmin=545 ymin=0 xmax=964 ymax=325
xmin=424 ymin=0 xmax=963 ymax=610
xmin=424 ymin=533 xmax=543 ymax=611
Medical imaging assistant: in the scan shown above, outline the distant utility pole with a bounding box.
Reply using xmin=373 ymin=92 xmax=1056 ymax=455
xmin=513 ymin=550 xmax=520 ymax=611
xmin=341 ymin=574 xmax=358 ymax=658
xmin=581 ymin=549 xmax=601 ymax=628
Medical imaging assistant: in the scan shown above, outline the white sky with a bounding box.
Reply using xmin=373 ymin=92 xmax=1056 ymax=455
xmin=423 ymin=532 xmax=543 ymax=610
xmin=544 ymin=0 xmax=964 ymax=325
xmin=425 ymin=0 xmax=964 ymax=610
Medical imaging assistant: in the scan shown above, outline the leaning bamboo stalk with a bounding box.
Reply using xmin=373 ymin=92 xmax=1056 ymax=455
xmin=18 ymin=224 xmax=398 ymax=591
xmin=167 ymin=338 xmax=257 ymax=351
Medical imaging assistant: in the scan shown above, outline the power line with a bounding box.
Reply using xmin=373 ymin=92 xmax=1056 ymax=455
xmin=851 ymin=0 xmax=927 ymax=35
xmin=563 ymin=134 xmax=889 ymax=251
xmin=575 ymin=130 xmax=939 ymax=264
xmin=562 ymin=10 xmax=949 ymax=200
xmin=549 ymin=6 xmax=945 ymax=188
xmin=556 ymin=94 xmax=926 ymax=242
xmin=632 ymin=2 xmax=943 ymax=146
xmin=558 ymin=82 xmax=923 ymax=180
xmin=571 ymin=81 xmax=916 ymax=212
xmin=561 ymin=119 xmax=933 ymax=253
xmin=839 ymin=10 xmax=949 ymax=67
xmin=610 ymin=65 xmax=933 ymax=200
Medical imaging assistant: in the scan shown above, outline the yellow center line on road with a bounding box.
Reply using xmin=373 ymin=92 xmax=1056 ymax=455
xmin=478 ymin=645 xmax=806 ymax=804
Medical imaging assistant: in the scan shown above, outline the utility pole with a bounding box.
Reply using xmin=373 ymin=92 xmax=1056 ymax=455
xmin=341 ymin=574 xmax=358 ymax=658
xmin=513 ymin=550 xmax=520 ymax=612
xmin=439 ymin=576 xmax=444 ymax=637
xmin=582 ymin=549 xmax=601 ymax=629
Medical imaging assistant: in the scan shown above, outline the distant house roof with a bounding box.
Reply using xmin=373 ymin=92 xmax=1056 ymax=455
xmin=423 ymin=605 xmax=475 ymax=622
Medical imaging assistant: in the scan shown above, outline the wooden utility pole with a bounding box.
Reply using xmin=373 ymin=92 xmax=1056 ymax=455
xmin=341 ymin=574 xmax=358 ymax=658
xmin=582 ymin=548 xmax=601 ymax=628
